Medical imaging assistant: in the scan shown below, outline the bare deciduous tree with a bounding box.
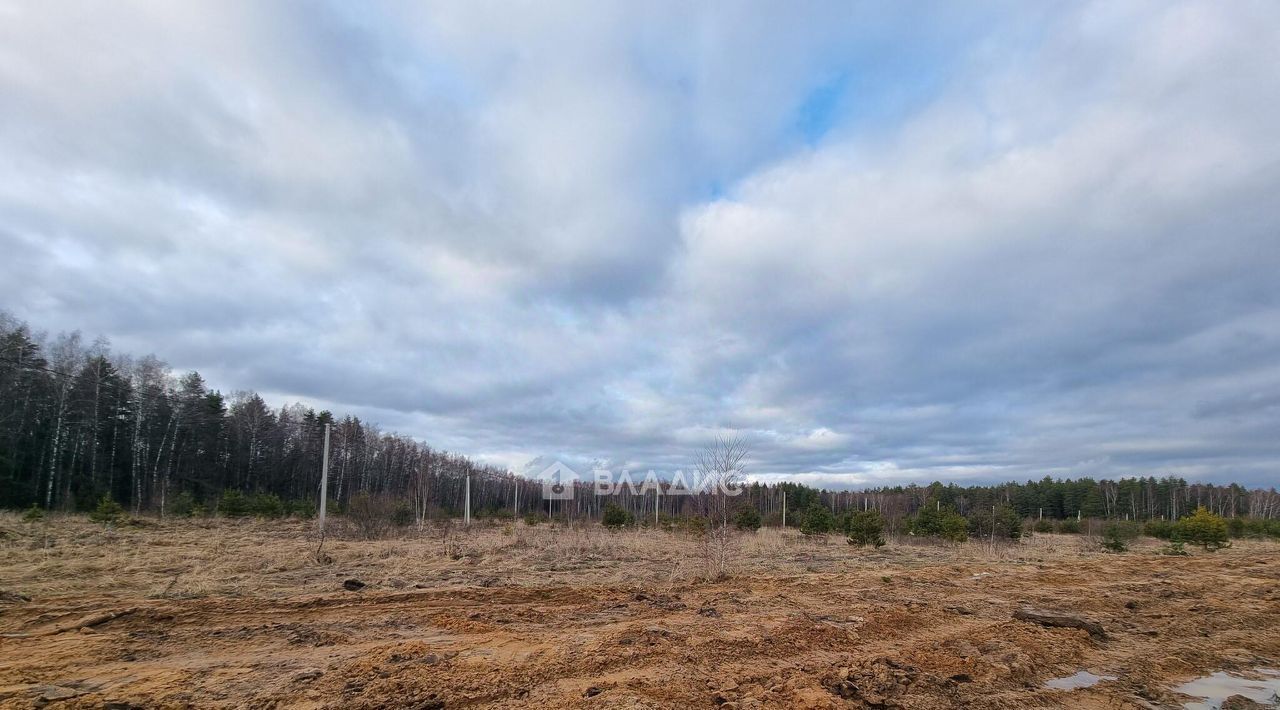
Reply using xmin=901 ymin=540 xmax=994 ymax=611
xmin=695 ymin=434 xmax=748 ymax=580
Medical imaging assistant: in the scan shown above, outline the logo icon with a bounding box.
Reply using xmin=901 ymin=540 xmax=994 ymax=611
xmin=537 ymin=461 xmax=578 ymax=500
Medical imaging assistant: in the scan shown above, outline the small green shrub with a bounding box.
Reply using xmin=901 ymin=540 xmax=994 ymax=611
xmin=249 ymin=493 xmax=284 ymax=519
xmin=907 ymin=506 xmax=968 ymax=542
xmin=1174 ymin=507 xmax=1231 ymax=551
xmin=217 ymin=490 xmax=252 ymax=517
xmin=1226 ymin=517 xmax=1246 ymax=539
xmin=1239 ymin=517 xmax=1280 ymax=539
xmin=1057 ymin=519 xmax=1082 ymax=534
xmin=652 ymin=513 xmax=680 ymax=531
xmin=523 ymin=512 xmax=548 ymax=526
xmin=683 ymin=516 xmax=707 ymax=536
xmin=602 ymin=502 xmax=634 ymax=530
xmin=800 ymin=503 xmax=835 ymax=536
xmin=733 ymin=504 xmax=762 ymax=532
xmin=1157 ymin=541 xmax=1188 ymax=556
xmin=21 ymin=504 xmax=44 ymax=523
xmin=88 ymin=495 xmax=125 ymax=525
xmin=288 ymin=499 xmax=317 ymax=519
xmin=1101 ymin=521 xmax=1141 ymax=552
xmin=169 ymin=491 xmax=197 ymax=517
xmin=1032 ymin=519 xmax=1054 ymax=534
xmin=967 ymin=505 xmax=1023 ymax=540
xmin=938 ymin=514 xmax=968 ymax=542
xmin=1143 ymin=520 xmax=1175 ymax=540
xmin=843 ymin=510 xmax=885 ymax=547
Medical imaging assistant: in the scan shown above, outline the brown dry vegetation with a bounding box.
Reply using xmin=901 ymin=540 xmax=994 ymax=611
xmin=0 ymin=513 xmax=1277 ymax=709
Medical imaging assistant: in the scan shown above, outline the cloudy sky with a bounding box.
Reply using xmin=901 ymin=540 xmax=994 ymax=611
xmin=3 ymin=1 xmax=1279 ymax=489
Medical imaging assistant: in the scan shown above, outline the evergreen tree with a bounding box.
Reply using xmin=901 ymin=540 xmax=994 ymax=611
xmin=602 ymin=501 xmax=633 ymax=530
xmin=1175 ymin=507 xmax=1231 ymax=550
xmin=800 ymin=503 xmax=835 ymax=535
xmin=733 ymin=504 xmax=761 ymax=531
xmin=966 ymin=505 xmax=1023 ymax=540
xmin=843 ymin=510 xmax=885 ymax=547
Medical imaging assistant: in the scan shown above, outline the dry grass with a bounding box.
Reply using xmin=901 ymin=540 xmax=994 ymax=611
xmin=2 ymin=512 xmax=1266 ymax=602
xmin=2 ymin=513 xmax=1278 ymax=708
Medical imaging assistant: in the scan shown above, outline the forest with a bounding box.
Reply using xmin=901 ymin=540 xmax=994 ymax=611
xmin=3 ymin=312 xmax=1278 ymax=524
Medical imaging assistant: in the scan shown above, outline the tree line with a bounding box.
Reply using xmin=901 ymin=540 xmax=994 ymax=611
xmin=738 ymin=475 xmax=1280 ymax=529
xmin=0 ymin=312 xmax=520 ymax=517
xmin=3 ymin=312 xmax=1277 ymax=524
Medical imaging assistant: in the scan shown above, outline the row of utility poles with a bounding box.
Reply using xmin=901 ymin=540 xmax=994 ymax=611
xmin=315 ymin=426 xmax=798 ymax=534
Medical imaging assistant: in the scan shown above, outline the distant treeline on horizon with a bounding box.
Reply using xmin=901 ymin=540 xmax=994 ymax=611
xmin=2 ymin=312 xmax=1277 ymax=522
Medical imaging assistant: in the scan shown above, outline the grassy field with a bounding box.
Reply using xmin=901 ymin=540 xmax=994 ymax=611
xmin=1 ymin=514 xmax=1277 ymax=708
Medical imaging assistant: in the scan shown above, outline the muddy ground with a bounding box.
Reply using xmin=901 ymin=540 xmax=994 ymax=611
xmin=0 ymin=516 xmax=1276 ymax=708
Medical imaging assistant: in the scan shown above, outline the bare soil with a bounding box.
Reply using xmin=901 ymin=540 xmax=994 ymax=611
xmin=0 ymin=515 xmax=1276 ymax=708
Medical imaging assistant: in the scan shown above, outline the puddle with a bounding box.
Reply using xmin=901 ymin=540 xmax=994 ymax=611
xmin=1176 ymin=668 xmax=1280 ymax=709
xmin=1045 ymin=671 xmax=1117 ymax=690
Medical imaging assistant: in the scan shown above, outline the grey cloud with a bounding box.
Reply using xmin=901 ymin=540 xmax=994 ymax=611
xmin=2 ymin=1 xmax=1279 ymax=490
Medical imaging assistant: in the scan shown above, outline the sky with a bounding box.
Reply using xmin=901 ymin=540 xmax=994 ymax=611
xmin=2 ymin=1 xmax=1279 ymax=489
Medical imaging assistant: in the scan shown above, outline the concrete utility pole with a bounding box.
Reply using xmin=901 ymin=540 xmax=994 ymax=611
xmin=465 ymin=473 xmax=472 ymax=526
xmin=514 ymin=480 xmax=519 ymax=517
xmin=318 ymin=422 xmax=331 ymax=537
xmin=782 ymin=490 xmax=787 ymax=528
xmin=655 ymin=484 xmax=660 ymax=527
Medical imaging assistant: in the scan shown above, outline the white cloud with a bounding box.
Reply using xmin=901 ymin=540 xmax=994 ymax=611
xmin=2 ymin=1 xmax=1279 ymax=486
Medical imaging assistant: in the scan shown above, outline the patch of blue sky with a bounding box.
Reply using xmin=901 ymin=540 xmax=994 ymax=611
xmin=794 ymin=73 xmax=850 ymax=144
xmin=791 ymin=38 xmax=967 ymax=147
xmin=305 ymin=2 xmax=481 ymax=110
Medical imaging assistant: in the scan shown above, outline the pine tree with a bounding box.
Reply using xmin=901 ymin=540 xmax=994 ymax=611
xmin=843 ymin=510 xmax=885 ymax=547
xmin=1175 ymin=507 xmax=1231 ymax=551
xmin=800 ymin=503 xmax=834 ymax=535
